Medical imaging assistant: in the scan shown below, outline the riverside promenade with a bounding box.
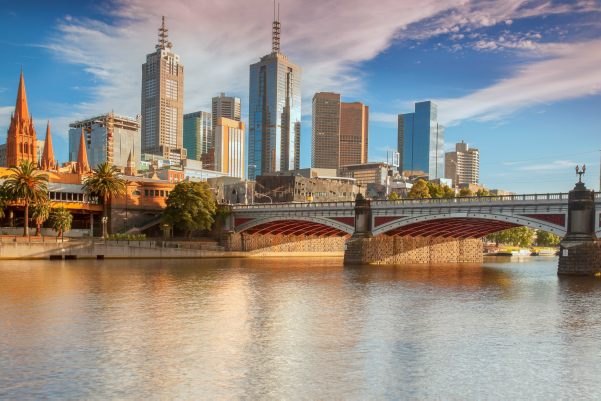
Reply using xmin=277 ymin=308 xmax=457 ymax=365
xmin=0 ymin=236 xmax=344 ymax=260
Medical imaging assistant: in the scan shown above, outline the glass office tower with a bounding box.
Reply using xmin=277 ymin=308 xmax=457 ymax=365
xmin=248 ymin=11 xmax=301 ymax=179
xmin=398 ymin=101 xmax=444 ymax=179
xmin=183 ymin=111 xmax=212 ymax=161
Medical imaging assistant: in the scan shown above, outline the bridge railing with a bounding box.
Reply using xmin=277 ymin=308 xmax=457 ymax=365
xmin=231 ymin=201 xmax=356 ymax=210
xmin=372 ymin=193 xmax=571 ymax=206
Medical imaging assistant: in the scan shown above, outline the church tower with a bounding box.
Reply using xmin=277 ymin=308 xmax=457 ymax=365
xmin=40 ymin=121 xmax=57 ymax=171
xmin=6 ymin=71 xmax=37 ymax=167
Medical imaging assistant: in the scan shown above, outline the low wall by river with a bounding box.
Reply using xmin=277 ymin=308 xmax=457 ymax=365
xmin=224 ymin=232 xmax=347 ymax=256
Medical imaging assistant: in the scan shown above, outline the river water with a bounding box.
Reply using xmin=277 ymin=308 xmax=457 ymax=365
xmin=1 ymin=257 xmax=601 ymax=400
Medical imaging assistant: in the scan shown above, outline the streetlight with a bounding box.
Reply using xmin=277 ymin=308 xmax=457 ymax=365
xmin=162 ymin=223 xmax=170 ymax=242
xmin=101 ymin=216 xmax=108 ymax=240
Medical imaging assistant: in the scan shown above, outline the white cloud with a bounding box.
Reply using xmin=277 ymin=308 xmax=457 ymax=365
xmin=517 ymin=160 xmax=576 ymax=171
xmin=437 ymin=39 xmax=601 ymax=125
xmin=38 ymin=0 xmax=601 ymax=138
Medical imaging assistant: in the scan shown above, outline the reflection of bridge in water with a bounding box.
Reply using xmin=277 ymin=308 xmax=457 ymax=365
xmin=222 ymin=188 xmax=601 ymax=275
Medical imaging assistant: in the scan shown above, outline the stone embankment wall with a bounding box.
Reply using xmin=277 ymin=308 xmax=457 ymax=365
xmin=344 ymin=235 xmax=483 ymax=265
xmin=225 ymin=232 xmax=347 ymax=255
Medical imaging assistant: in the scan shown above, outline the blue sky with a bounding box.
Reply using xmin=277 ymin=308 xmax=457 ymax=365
xmin=0 ymin=0 xmax=600 ymax=193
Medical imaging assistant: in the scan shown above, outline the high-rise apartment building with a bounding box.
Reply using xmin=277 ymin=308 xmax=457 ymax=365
xmin=212 ymin=93 xmax=241 ymax=127
xmin=248 ymin=8 xmax=301 ymax=179
xmin=183 ymin=111 xmax=212 ymax=161
xmin=214 ymin=117 xmax=245 ymax=179
xmin=5 ymin=72 xmax=37 ymax=167
xmin=340 ymin=102 xmax=369 ymax=167
xmin=141 ymin=16 xmax=186 ymax=164
xmin=312 ymin=92 xmax=341 ymax=169
xmin=445 ymin=141 xmax=479 ymax=187
xmin=398 ymin=101 xmax=444 ymax=179
xmin=69 ymin=113 xmax=141 ymax=170
xmin=312 ymin=92 xmax=368 ymax=169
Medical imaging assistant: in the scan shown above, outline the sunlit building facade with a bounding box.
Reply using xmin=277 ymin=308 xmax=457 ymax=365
xmin=398 ymin=101 xmax=444 ymax=179
xmin=214 ymin=117 xmax=245 ymax=179
xmin=248 ymin=12 xmax=301 ymax=179
xmin=445 ymin=141 xmax=479 ymax=187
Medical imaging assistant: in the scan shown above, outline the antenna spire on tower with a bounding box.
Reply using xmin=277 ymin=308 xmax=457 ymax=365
xmin=272 ymin=1 xmax=281 ymax=53
xmin=157 ymin=15 xmax=173 ymax=50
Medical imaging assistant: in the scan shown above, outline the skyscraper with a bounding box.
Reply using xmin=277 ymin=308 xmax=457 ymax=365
xmin=69 ymin=113 xmax=141 ymax=170
xmin=340 ymin=102 xmax=368 ymax=167
xmin=214 ymin=117 xmax=245 ymax=179
xmin=141 ymin=16 xmax=186 ymax=164
xmin=248 ymin=6 xmax=301 ymax=179
xmin=398 ymin=101 xmax=444 ymax=179
xmin=445 ymin=141 xmax=479 ymax=187
xmin=183 ymin=111 xmax=212 ymax=161
xmin=212 ymin=93 xmax=241 ymax=127
xmin=312 ymin=92 xmax=368 ymax=169
xmin=312 ymin=92 xmax=341 ymax=169
xmin=5 ymin=72 xmax=37 ymax=167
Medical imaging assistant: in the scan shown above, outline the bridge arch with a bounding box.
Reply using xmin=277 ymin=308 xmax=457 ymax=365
xmin=235 ymin=216 xmax=354 ymax=236
xmin=372 ymin=212 xmax=566 ymax=238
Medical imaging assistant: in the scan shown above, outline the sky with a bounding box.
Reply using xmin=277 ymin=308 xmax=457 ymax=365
xmin=0 ymin=0 xmax=600 ymax=193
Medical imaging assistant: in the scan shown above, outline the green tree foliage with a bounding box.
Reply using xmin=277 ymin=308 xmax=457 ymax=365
xmin=2 ymin=161 xmax=48 ymax=236
xmin=536 ymin=230 xmax=561 ymax=247
xmin=162 ymin=181 xmax=217 ymax=237
xmin=486 ymin=226 xmax=535 ymax=247
xmin=458 ymin=188 xmax=474 ymax=197
xmin=426 ymin=182 xmax=443 ymax=199
xmin=387 ymin=191 xmax=400 ymax=200
xmin=31 ymin=198 xmax=51 ymax=236
xmin=476 ymin=188 xmax=491 ymax=197
xmin=408 ymin=179 xmax=431 ymax=199
xmin=49 ymin=207 xmax=73 ymax=240
xmin=83 ymin=162 xmax=126 ymax=236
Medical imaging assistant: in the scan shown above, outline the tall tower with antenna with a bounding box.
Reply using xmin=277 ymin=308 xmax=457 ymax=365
xmin=248 ymin=2 xmax=302 ymax=179
xmin=141 ymin=16 xmax=186 ymax=164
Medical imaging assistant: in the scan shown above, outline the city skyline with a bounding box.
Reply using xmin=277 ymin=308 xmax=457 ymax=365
xmin=0 ymin=1 xmax=600 ymax=192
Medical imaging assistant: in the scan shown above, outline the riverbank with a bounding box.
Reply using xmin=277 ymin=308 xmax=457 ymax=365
xmin=0 ymin=239 xmax=344 ymax=260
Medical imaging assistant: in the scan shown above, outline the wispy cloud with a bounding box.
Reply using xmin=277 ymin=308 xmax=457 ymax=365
xmin=517 ymin=160 xmax=576 ymax=171
xmin=33 ymin=0 xmax=601 ymax=140
xmin=437 ymin=39 xmax=601 ymax=125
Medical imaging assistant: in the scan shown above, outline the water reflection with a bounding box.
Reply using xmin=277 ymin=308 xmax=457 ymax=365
xmin=1 ymin=257 xmax=601 ymax=399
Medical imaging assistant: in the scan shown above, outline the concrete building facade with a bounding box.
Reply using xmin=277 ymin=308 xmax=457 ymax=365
xmin=214 ymin=117 xmax=245 ymax=179
xmin=69 ymin=113 xmax=141 ymax=170
xmin=141 ymin=17 xmax=186 ymax=164
xmin=312 ymin=92 xmax=369 ymax=170
xmin=212 ymin=93 xmax=241 ymax=128
xmin=445 ymin=141 xmax=479 ymax=187
xmin=255 ymin=174 xmax=361 ymax=203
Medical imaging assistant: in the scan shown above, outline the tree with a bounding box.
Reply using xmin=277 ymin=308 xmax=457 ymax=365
xmin=536 ymin=230 xmax=560 ymax=247
xmin=49 ymin=207 xmax=73 ymax=241
xmin=387 ymin=191 xmax=400 ymax=200
xmin=31 ymin=197 xmax=51 ymax=236
xmin=458 ymin=188 xmax=473 ymax=197
xmin=162 ymin=181 xmax=217 ymax=237
xmin=408 ymin=179 xmax=431 ymax=199
xmin=442 ymin=185 xmax=456 ymax=199
xmin=486 ymin=226 xmax=535 ymax=247
xmin=476 ymin=188 xmax=491 ymax=197
xmin=83 ymin=162 xmax=126 ymax=238
xmin=427 ymin=182 xmax=444 ymax=199
xmin=2 ymin=160 xmax=49 ymax=236
xmin=0 ymin=185 xmax=7 ymax=220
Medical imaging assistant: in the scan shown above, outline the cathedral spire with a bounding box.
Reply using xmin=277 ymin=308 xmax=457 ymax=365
xmin=40 ymin=121 xmax=57 ymax=171
xmin=14 ymin=70 xmax=30 ymax=122
xmin=76 ymin=129 xmax=90 ymax=174
xmin=156 ymin=16 xmax=173 ymax=50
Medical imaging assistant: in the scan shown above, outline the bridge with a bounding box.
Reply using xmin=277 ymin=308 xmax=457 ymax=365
xmin=222 ymin=185 xmax=601 ymax=275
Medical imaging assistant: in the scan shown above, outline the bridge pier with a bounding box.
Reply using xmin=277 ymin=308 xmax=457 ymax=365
xmin=558 ymin=180 xmax=601 ymax=276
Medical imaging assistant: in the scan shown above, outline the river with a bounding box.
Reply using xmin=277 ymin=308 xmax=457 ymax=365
xmin=1 ymin=257 xmax=600 ymax=399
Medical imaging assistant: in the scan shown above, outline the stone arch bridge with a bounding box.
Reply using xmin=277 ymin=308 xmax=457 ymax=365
xmin=222 ymin=190 xmax=601 ymax=272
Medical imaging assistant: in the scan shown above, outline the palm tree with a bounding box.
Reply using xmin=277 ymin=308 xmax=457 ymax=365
xmin=0 ymin=185 xmax=7 ymax=221
xmin=31 ymin=197 xmax=51 ymax=236
xmin=49 ymin=207 xmax=73 ymax=241
xmin=82 ymin=162 xmax=126 ymax=238
xmin=2 ymin=161 xmax=49 ymax=236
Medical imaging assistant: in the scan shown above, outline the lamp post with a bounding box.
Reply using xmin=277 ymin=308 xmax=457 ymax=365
xmin=101 ymin=216 xmax=108 ymax=240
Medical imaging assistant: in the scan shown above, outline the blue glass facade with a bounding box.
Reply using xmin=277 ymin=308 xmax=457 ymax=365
xmin=183 ymin=111 xmax=212 ymax=161
xmin=398 ymin=101 xmax=444 ymax=179
xmin=248 ymin=53 xmax=301 ymax=179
